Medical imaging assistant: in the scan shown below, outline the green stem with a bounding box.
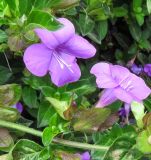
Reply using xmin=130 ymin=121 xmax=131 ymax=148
xmin=0 ymin=119 xmax=109 ymax=151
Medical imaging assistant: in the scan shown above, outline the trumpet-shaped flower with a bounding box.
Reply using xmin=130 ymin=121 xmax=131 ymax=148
xmin=91 ymin=62 xmax=151 ymax=107
xmin=23 ymin=18 xmax=96 ymax=87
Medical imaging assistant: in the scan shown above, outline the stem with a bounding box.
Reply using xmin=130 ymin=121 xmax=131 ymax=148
xmin=0 ymin=119 xmax=42 ymax=137
xmin=3 ymin=52 xmax=12 ymax=72
xmin=0 ymin=119 xmax=109 ymax=151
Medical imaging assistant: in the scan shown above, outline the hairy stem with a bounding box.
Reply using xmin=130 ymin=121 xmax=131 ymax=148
xmin=0 ymin=119 xmax=109 ymax=151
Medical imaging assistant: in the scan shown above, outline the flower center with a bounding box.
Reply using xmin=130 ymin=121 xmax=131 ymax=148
xmin=52 ymin=51 xmax=73 ymax=73
xmin=119 ymin=78 xmax=134 ymax=92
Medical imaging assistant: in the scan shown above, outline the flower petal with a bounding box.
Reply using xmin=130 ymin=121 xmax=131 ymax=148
xmin=127 ymin=74 xmax=151 ymax=101
xmin=96 ymin=89 xmax=117 ymax=107
xmin=114 ymin=87 xmax=134 ymax=103
xmin=35 ymin=18 xmax=75 ymax=49
xmin=110 ymin=65 xmax=130 ymax=85
xmin=90 ymin=62 xmax=118 ymax=88
xmin=62 ymin=35 xmax=96 ymax=58
xmin=23 ymin=43 xmax=51 ymax=76
xmin=34 ymin=29 xmax=59 ymax=49
xmin=49 ymin=52 xmax=81 ymax=87
xmin=55 ymin=18 xmax=75 ymax=43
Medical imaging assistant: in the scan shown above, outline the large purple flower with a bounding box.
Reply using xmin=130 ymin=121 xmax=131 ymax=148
xmin=23 ymin=18 xmax=96 ymax=87
xmin=90 ymin=62 xmax=151 ymax=107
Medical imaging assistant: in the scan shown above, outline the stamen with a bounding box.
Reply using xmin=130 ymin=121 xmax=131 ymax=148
xmin=53 ymin=51 xmax=74 ymax=73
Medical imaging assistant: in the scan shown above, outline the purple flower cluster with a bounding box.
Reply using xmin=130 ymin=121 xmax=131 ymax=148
xmin=23 ymin=17 xmax=151 ymax=107
xmin=131 ymin=63 xmax=151 ymax=77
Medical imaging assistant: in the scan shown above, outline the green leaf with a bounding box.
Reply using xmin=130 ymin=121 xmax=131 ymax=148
xmin=37 ymin=101 xmax=55 ymax=128
xmin=22 ymin=87 xmax=38 ymax=109
xmin=23 ymin=74 xmax=51 ymax=90
xmin=4 ymin=0 xmax=16 ymax=13
xmin=78 ymin=13 xmax=95 ymax=36
xmin=0 ymin=84 xmax=22 ymax=107
xmin=0 ymin=154 xmax=9 ymax=160
xmin=147 ymin=0 xmax=151 ymax=13
xmin=27 ymin=10 xmax=61 ymax=31
xmin=66 ymin=78 xmax=96 ymax=97
xmin=46 ymin=97 xmax=69 ymax=119
xmin=136 ymin=130 xmax=151 ymax=153
xmin=9 ymin=139 xmax=44 ymax=160
xmin=18 ymin=0 xmax=33 ymax=16
xmin=0 ymin=66 xmax=12 ymax=85
xmin=135 ymin=13 xmax=144 ymax=26
xmin=139 ymin=39 xmax=151 ymax=50
xmin=113 ymin=7 xmax=128 ymax=17
xmin=72 ymin=108 xmax=111 ymax=132
xmin=42 ymin=126 xmax=59 ymax=146
xmin=0 ymin=107 xmax=20 ymax=122
xmin=133 ymin=0 xmax=142 ymax=12
xmin=128 ymin=20 xmax=142 ymax=42
xmin=53 ymin=0 xmax=79 ymax=9
xmin=131 ymin=101 xmax=145 ymax=128
xmin=0 ymin=128 xmax=14 ymax=152
xmin=92 ymin=125 xmax=138 ymax=160
xmin=0 ymin=30 xmax=7 ymax=43
xmin=88 ymin=20 xmax=108 ymax=44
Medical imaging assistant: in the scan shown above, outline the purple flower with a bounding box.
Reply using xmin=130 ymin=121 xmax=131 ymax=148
xmin=77 ymin=152 xmax=91 ymax=160
xmin=144 ymin=64 xmax=151 ymax=77
xmin=131 ymin=64 xmax=143 ymax=75
xmin=23 ymin=18 xmax=96 ymax=87
xmin=90 ymin=62 xmax=151 ymax=107
xmin=95 ymin=89 xmax=117 ymax=107
xmin=119 ymin=103 xmax=130 ymax=117
xmin=12 ymin=102 xmax=23 ymax=113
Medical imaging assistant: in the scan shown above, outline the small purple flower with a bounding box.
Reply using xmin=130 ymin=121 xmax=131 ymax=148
xmin=77 ymin=152 xmax=91 ymax=160
xmin=90 ymin=62 xmax=151 ymax=107
xmin=119 ymin=103 xmax=130 ymax=117
xmin=23 ymin=18 xmax=96 ymax=87
xmin=131 ymin=64 xmax=143 ymax=75
xmin=144 ymin=64 xmax=151 ymax=77
xmin=12 ymin=102 xmax=23 ymax=113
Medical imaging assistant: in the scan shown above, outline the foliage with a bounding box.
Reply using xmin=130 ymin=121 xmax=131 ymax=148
xmin=0 ymin=0 xmax=151 ymax=160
